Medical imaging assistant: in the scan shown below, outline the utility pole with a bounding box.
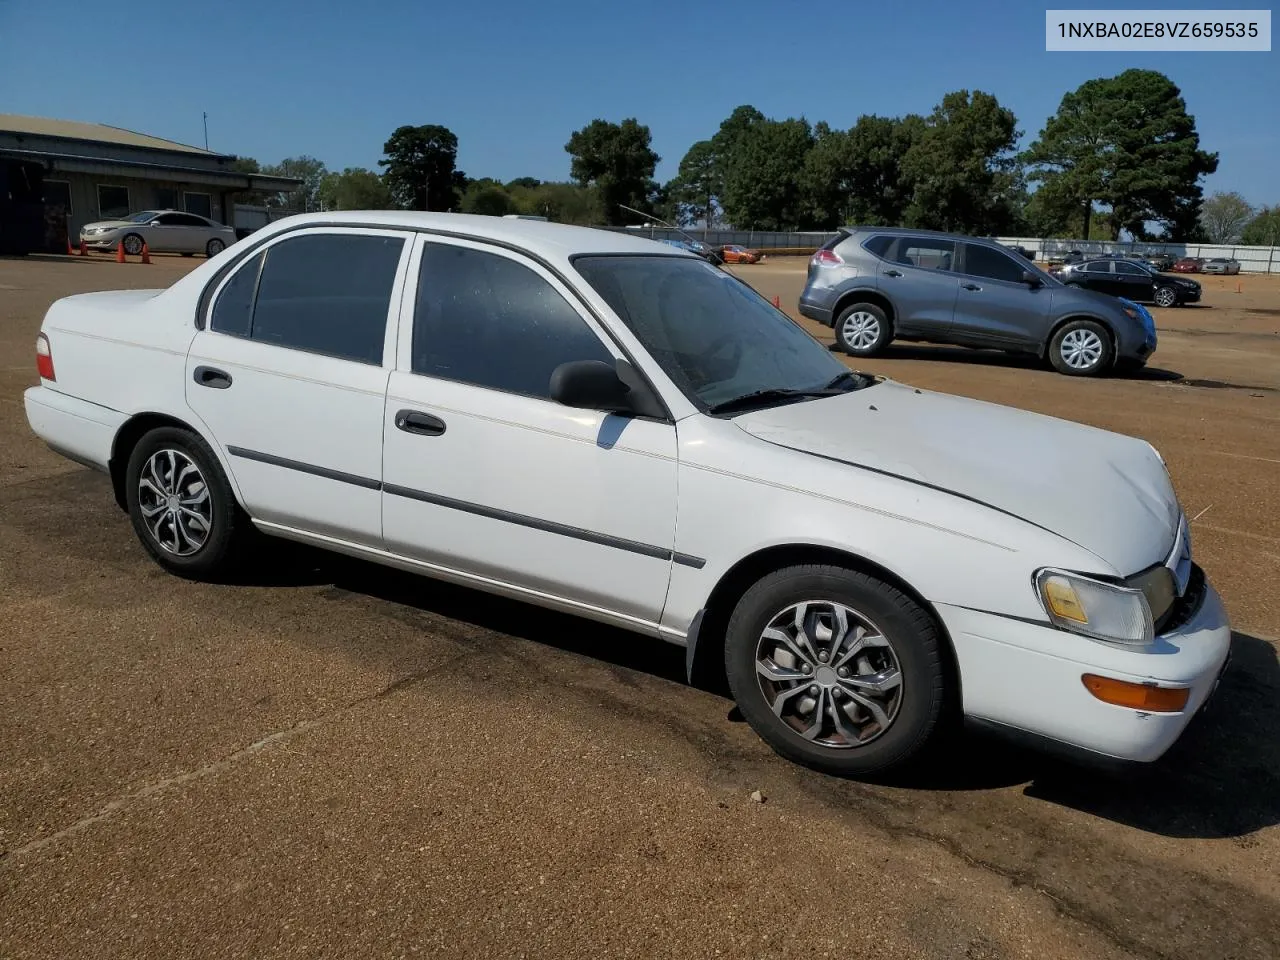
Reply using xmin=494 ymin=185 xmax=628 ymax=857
xmin=202 ymin=112 xmax=209 ymax=151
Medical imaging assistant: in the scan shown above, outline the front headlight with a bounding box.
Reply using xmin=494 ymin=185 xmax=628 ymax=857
xmin=1035 ymin=569 xmax=1154 ymax=645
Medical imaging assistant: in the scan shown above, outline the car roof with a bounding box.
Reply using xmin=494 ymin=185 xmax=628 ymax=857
xmin=244 ymin=210 xmax=691 ymax=259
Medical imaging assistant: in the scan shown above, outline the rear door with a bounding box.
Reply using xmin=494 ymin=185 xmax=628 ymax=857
xmin=878 ymin=235 xmax=960 ymax=336
xmin=952 ymin=242 xmax=1053 ymax=348
xmin=185 ymin=226 xmax=412 ymax=546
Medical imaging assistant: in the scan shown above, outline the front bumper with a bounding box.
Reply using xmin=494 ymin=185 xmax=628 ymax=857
xmin=938 ymin=573 xmax=1231 ymax=764
xmin=80 ymin=232 xmax=123 ymax=250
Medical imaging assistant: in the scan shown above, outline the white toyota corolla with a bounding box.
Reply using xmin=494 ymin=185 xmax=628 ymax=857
xmin=23 ymin=212 xmax=1231 ymax=776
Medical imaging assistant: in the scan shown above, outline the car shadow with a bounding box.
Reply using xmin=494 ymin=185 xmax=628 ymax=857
xmin=835 ymin=342 xmax=1184 ymax=382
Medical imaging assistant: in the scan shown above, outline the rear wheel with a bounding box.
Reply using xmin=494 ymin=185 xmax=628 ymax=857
xmin=206 ymin=238 xmax=226 ymax=257
xmin=1049 ymin=319 xmax=1113 ymax=376
xmin=724 ymin=565 xmax=947 ymax=777
xmin=834 ymin=302 xmax=892 ymax=357
xmin=125 ymin=427 xmax=247 ymax=579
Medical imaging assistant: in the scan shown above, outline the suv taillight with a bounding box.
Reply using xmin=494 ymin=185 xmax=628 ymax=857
xmin=811 ymin=248 xmax=843 ymax=267
xmin=36 ymin=333 xmax=55 ymax=381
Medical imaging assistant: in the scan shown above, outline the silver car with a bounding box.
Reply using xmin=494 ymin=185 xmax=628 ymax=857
xmin=1201 ymin=257 xmax=1241 ymax=275
xmin=80 ymin=209 xmax=236 ymax=258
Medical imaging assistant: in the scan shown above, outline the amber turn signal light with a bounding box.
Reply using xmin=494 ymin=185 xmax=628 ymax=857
xmin=1081 ymin=674 xmax=1190 ymax=713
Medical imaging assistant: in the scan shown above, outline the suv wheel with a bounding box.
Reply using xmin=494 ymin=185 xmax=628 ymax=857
xmin=834 ymin=303 xmax=892 ymax=357
xmin=724 ymin=565 xmax=946 ymax=777
xmin=1049 ymin=319 xmax=1113 ymax=376
xmin=1153 ymin=286 xmax=1177 ymax=308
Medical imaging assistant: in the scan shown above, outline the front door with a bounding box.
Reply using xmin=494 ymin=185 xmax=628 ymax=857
xmin=878 ymin=235 xmax=960 ymax=337
xmin=952 ymin=243 xmax=1054 ymax=348
xmin=381 ymin=236 xmax=679 ymax=629
xmin=185 ymin=226 xmax=412 ymax=546
xmin=1112 ymin=260 xmax=1157 ymax=302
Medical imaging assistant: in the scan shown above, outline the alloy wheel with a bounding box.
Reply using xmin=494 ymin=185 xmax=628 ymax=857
xmin=1155 ymin=287 xmax=1176 ymax=307
xmin=123 ymin=234 xmax=144 ymax=255
xmin=1060 ymin=328 xmax=1103 ymax=371
xmin=841 ymin=312 xmax=881 ymax=350
xmin=754 ymin=600 xmax=903 ymax=748
xmin=136 ymin=448 xmax=213 ymax=556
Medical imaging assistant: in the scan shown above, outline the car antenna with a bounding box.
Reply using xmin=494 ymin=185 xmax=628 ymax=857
xmin=617 ymin=203 xmax=722 ymax=264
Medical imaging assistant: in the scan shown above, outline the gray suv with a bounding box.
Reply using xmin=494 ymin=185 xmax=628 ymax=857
xmin=799 ymin=227 xmax=1158 ymax=376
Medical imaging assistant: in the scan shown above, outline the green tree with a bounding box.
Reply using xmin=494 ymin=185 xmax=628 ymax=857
xmin=718 ymin=115 xmax=814 ymax=230
xmin=506 ymin=177 xmax=542 ymax=190
xmin=1023 ymin=69 xmax=1218 ymax=240
xmin=317 ymin=167 xmax=394 ymax=211
xmin=900 ymin=90 xmax=1022 ymax=235
xmin=508 ymin=181 xmax=603 ymax=224
xmin=379 ymin=124 xmax=466 ymax=211
xmin=565 ymin=118 xmax=660 ymax=225
xmin=668 ymin=139 xmax=719 ymax=226
xmin=461 ymin=179 xmax=516 ymax=216
xmin=1199 ymin=191 xmax=1255 ymax=243
xmin=1241 ymin=206 xmax=1280 ymax=246
xmin=260 ymin=155 xmax=327 ymax=211
xmin=228 ymin=156 xmax=269 ymax=207
xmin=802 ymin=115 xmax=924 ymax=228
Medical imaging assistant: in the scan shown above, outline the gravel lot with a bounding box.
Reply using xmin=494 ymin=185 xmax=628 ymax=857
xmin=1 ymin=252 xmax=1277 ymax=960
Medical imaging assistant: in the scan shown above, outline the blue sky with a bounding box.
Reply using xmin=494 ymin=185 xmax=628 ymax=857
xmin=2 ymin=0 xmax=1276 ymax=204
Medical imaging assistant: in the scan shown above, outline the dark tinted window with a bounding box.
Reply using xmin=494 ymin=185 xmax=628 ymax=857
xmin=862 ymin=235 xmax=894 ymax=258
xmin=413 ymin=243 xmax=613 ymax=398
xmin=1083 ymin=260 xmax=1112 ymax=273
xmin=210 ymin=251 xmax=264 ymax=337
xmin=895 ymin=237 xmax=954 ymax=271
xmin=1114 ymin=261 xmax=1147 ymax=276
xmin=175 ymin=213 xmax=210 ymax=227
xmin=249 ymin=233 xmax=404 ymax=363
xmin=963 ymin=244 xmax=1026 ymax=283
xmin=155 ymin=213 xmax=186 ymax=225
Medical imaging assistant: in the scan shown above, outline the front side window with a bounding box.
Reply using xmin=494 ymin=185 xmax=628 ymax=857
xmin=210 ymin=233 xmax=404 ymax=364
xmin=412 ymin=243 xmax=614 ymax=399
xmin=963 ymin=244 xmax=1026 ymax=283
xmin=895 ymin=237 xmax=954 ymax=272
xmin=574 ymin=255 xmax=858 ymax=410
xmin=1083 ymin=260 xmax=1112 ymax=273
xmin=154 ymin=213 xmax=186 ymax=225
xmin=97 ymin=186 xmax=131 ymax=219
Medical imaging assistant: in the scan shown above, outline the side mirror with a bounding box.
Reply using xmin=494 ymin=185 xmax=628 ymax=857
xmin=1022 ymin=270 xmax=1043 ymax=287
xmin=149 ymin=220 xmax=163 ymax=226
xmin=550 ymin=360 xmax=632 ymax=414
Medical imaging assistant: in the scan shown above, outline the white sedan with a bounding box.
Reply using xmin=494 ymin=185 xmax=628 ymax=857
xmin=24 ymin=211 xmax=1231 ymax=777
xmin=80 ymin=209 xmax=236 ymax=258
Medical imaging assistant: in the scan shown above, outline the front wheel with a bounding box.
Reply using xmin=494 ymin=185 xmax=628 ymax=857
xmin=206 ymin=238 xmax=226 ymax=257
xmin=1153 ymin=286 xmax=1177 ymax=308
xmin=122 ymin=233 xmax=144 ymax=256
xmin=724 ymin=565 xmax=947 ymax=777
xmin=834 ymin=302 xmax=892 ymax=357
xmin=125 ymin=426 xmax=247 ymax=579
xmin=1049 ymin=319 xmax=1113 ymax=376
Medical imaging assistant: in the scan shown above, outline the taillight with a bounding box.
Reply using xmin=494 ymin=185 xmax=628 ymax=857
xmin=811 ymin=248 xmax=843 ymax=267
xmin=36 ymin=333 xmax=55 ymax=381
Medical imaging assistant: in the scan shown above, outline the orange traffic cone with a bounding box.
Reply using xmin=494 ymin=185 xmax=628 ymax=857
xmin=65 ymin=235 xmax=74 ymax=256
xmin=116 ymin=240 xmax=126 ymax=263
xmin=1236 ymin=279 xmax=1242 ymax=293
xmin=772 ymin=295 xmax=781 ymax=308
xmin=140 ymin=242 xmax=151 ymax=264
xmin=78 ymin=239 xmax=88 ymax=256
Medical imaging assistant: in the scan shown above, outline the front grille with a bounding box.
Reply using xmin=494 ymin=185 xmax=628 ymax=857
xmin=1157 ymin=562 xmax=1206 ymax=635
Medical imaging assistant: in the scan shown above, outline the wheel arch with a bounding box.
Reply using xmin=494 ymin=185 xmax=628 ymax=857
xmin=1041 ymin=313 xmax=1117 ymax=360
xmin=108 ymin=412 xmax=242 ymax=513
xmin=683 ymin=543 xmax=961 ymax=716
xmin=831 ymin=287 xmax=895 ymax=328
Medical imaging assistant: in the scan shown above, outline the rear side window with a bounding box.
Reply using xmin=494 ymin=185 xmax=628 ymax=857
xmin=412 ymin=243 xmax=614 ymax=399
xmin=962 ymin=244 xmax=1026 ymax=283
xmin=209 ymin=233 xmax=404 ymax=364
xmin=862 ymin=235 xmax=894 ymax=258
xmin=1114 ymin=261 xmax=1146 ymax=276
xmin=895 ymin=237 xmax=955 ymax=272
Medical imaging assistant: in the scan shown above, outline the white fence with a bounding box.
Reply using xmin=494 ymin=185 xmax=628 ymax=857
xmin=995 ymin=237 xmax=1280 ymax=275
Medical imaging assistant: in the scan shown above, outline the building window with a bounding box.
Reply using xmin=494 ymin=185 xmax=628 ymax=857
xmin=44 ymin=180 xmax=72 ymax=213
xmin=155 ymin=188 xmax=178 ymax=210
xmin=97 ymin=184 xmax=130 ymax=219
xmin=184 ymin=192 xmax=212 ymax=219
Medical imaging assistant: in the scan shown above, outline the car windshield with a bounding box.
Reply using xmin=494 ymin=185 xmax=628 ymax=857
xmin=573 ymin=254 xmax=869 ymax=411
xmin=122 ymin=211 xmax=162 ymax=222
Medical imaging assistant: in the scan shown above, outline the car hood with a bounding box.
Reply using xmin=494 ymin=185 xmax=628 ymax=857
xmin=82 ymin=220 xmax=139 ymax=230
xmin=731 ymin=380 xmax=1179 ymax=574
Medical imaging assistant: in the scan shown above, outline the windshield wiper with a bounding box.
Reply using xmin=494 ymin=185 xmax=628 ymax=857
xmin=823 ymin=370 xmax=871 ymax=391
xmin=706 ymin=387 xmax=839 ymax=415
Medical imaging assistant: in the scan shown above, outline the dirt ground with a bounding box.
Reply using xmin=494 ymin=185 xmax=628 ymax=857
xmin=1 ymin=252 xmax=1277 ymax=960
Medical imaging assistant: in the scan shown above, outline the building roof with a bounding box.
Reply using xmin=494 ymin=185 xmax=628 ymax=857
xmin=0 ymin=113 xmax=227 ymax=158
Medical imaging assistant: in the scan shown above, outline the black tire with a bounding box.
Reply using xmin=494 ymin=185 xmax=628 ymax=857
xmin=206 ymin=238 xmax=225 ymax=258
xmin=125 ymin=426 xmax=247 ymax=580
xmin=1153 ymin=285 xmax=1177 ymax=308
xmin=1048 ymin=318 xmax=1113 ymax=377
xmin=122 ymin=233 xmax=144 ymax=256
xmin=834 ymin=302 xmax=892 ymax=357
xmin=724 ymin=564 xmax=946 ymax=777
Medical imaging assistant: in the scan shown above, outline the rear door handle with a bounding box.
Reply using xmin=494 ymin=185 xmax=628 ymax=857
xmin=884 ymin=269 xmax=904 ymax=278
xmin=961 ymin=282 xmax=982 ymax=291
xmin=394 ymin=409 xmax=446 ymax=437
xmin=193 ymin=365 xmax=232 ymax=389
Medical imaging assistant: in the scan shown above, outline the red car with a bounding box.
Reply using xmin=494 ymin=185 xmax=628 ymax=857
xmin=1172 ymin=257 xmax=1204 ymax=273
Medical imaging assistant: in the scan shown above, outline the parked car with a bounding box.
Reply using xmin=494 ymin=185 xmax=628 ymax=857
xmin=1046 ymin=250 xmax=1084 ymax=267
xmin=1056 ymin=257 xmax=1201 ymax=308
xmin=721 ymin=244 xmax=763 ymax=264
xmin=79 ymin=209 xmax=236 ymax=258
xmin=1139 ymin=253 xmax=1176 ymax=272
xmin=1201 ymin=257 xmax=1241 ymax=275
xmin=1172 ymin=257 xmax=1204 ymax=274
xmin=24 ymin=211 xmax=1228 ymax=778
xmin=800 ymin=227 xmax=1158 ymax=376
xmin=685 ymin=239 xmax=724 ymax=265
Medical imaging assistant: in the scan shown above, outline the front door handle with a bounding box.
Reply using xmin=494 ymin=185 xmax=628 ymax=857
xmin=961 ymin=282 xmax=982 ymax=291
xmin=193 ymin=365 xmax=232 ymax=389
xmin=394 ymin=409 xmax=446 ymax=437
xmin=884 ymin=269 xmax=904 ymax=278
